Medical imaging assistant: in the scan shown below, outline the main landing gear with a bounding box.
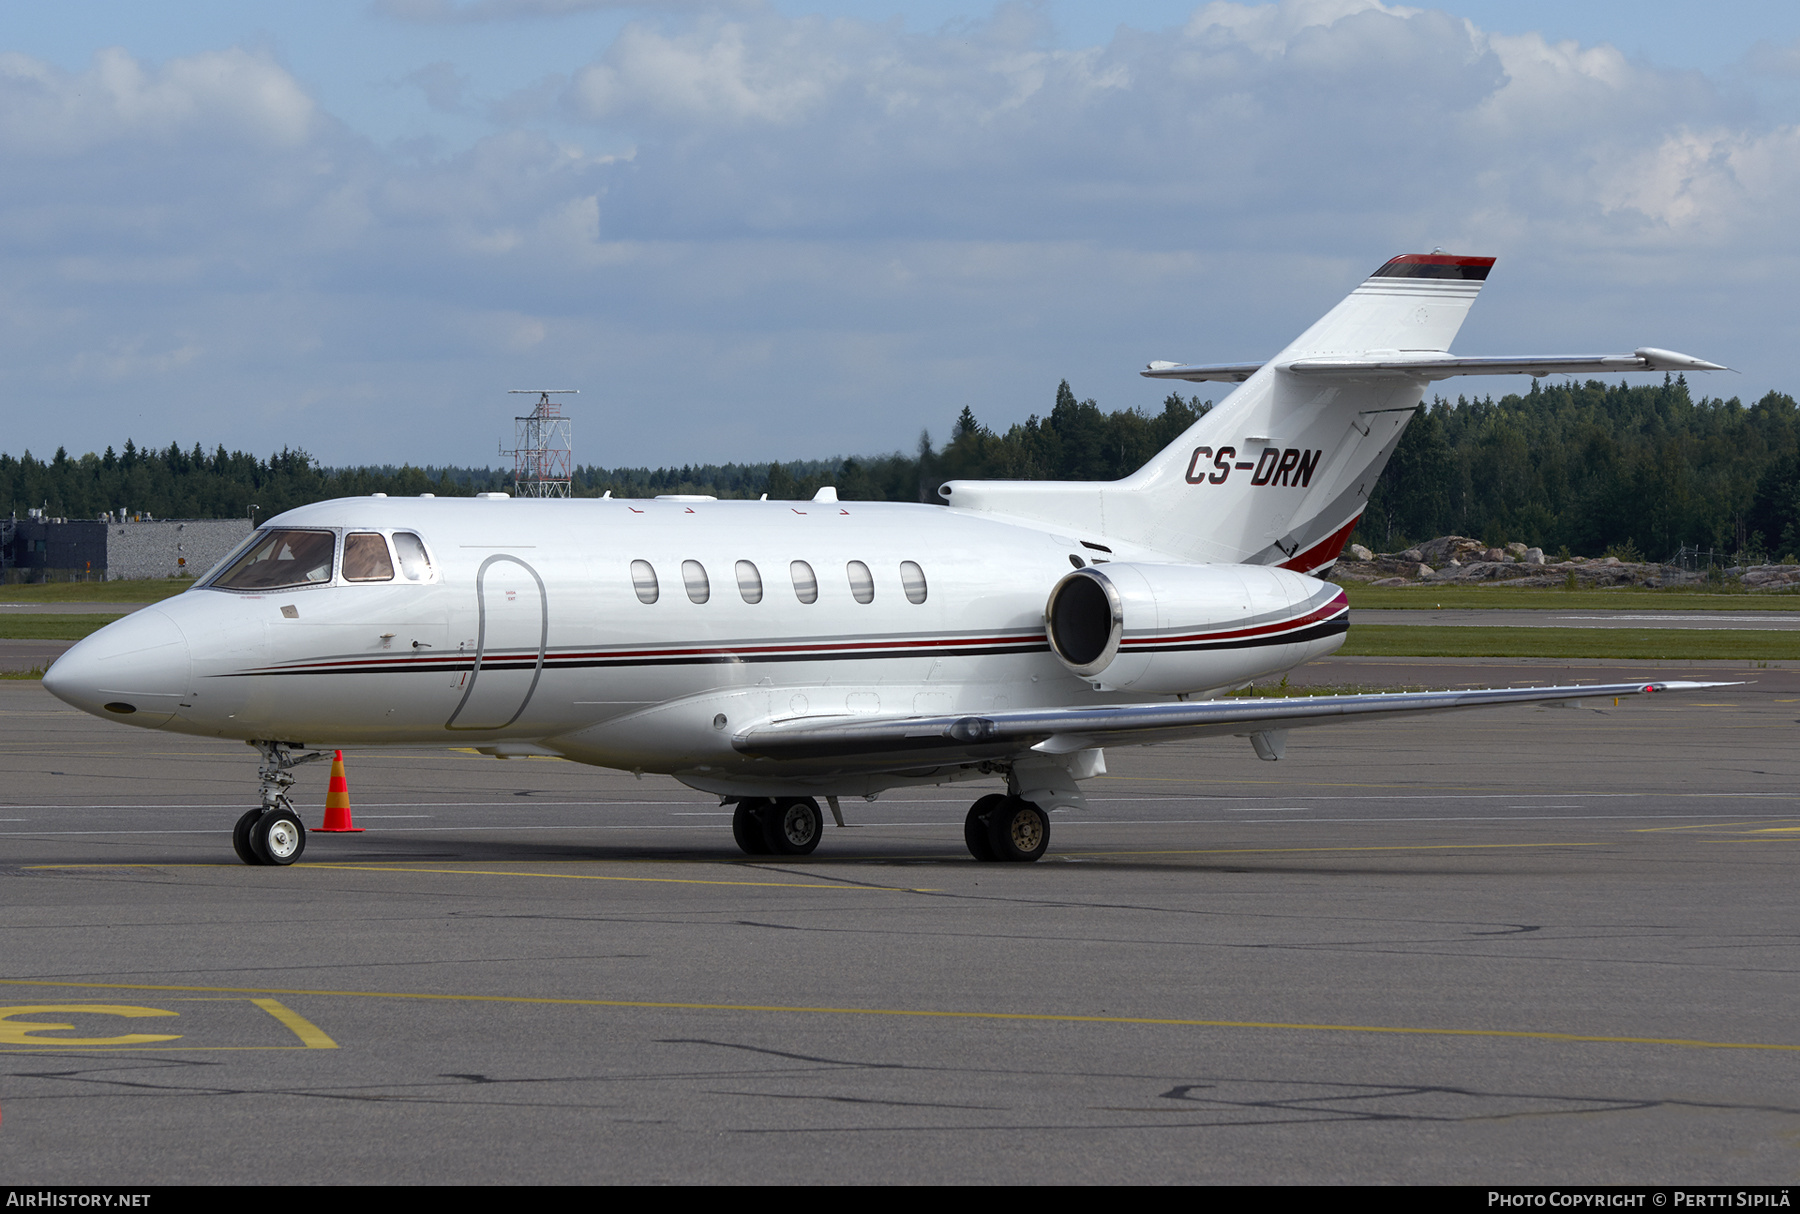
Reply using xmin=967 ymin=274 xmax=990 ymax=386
xmin=964 ymin=793 xmax=1049 ymax=863
xmin=233 ymin=741 xmax=327 ymax=866
xmin=731 ymin=797 xmax=825 ymax=856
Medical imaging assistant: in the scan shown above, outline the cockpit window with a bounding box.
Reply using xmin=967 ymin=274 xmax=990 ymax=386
xmin=343 ymin=533 xmax=395 ymax=582
xmin=392 ymin=532 xmax=434 ymax=582
xmin=211 ymin=530 xmax=336 ymax=591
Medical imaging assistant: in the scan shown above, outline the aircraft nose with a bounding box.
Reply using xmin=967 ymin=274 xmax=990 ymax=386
xmin=43 ymin=607 xmax=193 ymax=726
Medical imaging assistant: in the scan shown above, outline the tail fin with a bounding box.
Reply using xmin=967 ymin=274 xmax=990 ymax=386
xmin=940 ymin=253 xmax=1493 ymax=571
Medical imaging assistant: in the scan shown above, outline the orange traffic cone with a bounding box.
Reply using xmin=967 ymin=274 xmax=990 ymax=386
xmin=313 ymin=749 xmax=364 ymax=833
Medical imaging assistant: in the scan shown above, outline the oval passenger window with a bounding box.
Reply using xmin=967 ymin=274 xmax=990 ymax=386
xmin=736 ymin=560 xmax=763 ymax=604
xmin=846 ymin=560 xmax=874 ymax=604
xmin=900 ymin=561 xmax=927 ymax=604
xmin=683 ymin=560 xmax=710 ymax=604
xmin=790 ymin=560 xmax=818 ymax=604
xmin=630 ymin=560 xmax=659 ymax=604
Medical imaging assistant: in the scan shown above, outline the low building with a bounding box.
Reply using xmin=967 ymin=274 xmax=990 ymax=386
xmin=2 ymin=516 xmax=253 ymax=582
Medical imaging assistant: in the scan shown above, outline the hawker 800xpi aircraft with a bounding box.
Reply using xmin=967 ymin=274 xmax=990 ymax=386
xmin=44 ymin=253 xmax=1729 ymax=866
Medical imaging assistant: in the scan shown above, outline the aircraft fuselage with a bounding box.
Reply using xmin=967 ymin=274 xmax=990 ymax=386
xmin=45 ymin=494 xmax=1344 ymax=797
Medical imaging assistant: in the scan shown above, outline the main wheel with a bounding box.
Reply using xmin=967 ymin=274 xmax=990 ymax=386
xmin=732 ymin=800 xmax=772 ymax=856
xmin=986 ymin=797 xmax=1049 ymax=863
xmin=761 ymin=797 xmax=823 ymax=856
xmin=964 ymin=794 xmax=1008 ymax=862
xmin=249 ymin=809 xmax=307 ymax=866
xmin=233 ymin=808 xmax=268 ymax=866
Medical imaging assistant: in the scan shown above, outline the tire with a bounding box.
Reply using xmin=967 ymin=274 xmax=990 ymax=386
xmin=986 ymin=797 xmax=1049 ymax=863
xmin=233 ymin=809 xmax=268 ymax=866
xmin=732 ymin=801 xmax=772 ymax=855
xmin=250 ymin=809 xmax=307 ymax=866
xmin=964 ymin=794 xmax=1009 ymax=862
xmin=761 ymin=798 xmax=823 ymax=856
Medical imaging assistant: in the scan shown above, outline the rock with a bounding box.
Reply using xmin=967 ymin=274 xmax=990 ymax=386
xmin=1483 ymin=547 xmax=1506 ymax=562
xmin=1349 ymin=544 xmax=1373 ymax=561
xmin=1368 ymin=577 xmax=1410 ymax=587
xmin=1506 ymin=542 xmax=1528 ymax=557
xmin=1524 ymin=547 xmax=1544 ymax=565
xmin=1399 ymin=548 xmax=1424 ymax=562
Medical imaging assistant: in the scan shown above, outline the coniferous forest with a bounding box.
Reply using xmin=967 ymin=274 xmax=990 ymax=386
xmin=6 ymin=377 xmax=1800 ymax=563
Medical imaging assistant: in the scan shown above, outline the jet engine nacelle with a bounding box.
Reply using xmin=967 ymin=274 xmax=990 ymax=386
xmin=1043 ymin=562 xmax=1348 ymax=695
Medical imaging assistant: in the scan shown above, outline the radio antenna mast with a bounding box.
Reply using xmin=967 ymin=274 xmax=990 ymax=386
xmin=500 ymin=389 xmax=577 ymax=498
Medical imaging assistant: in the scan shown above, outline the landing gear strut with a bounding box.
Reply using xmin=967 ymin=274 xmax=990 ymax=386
xmin=730 ymin=797 xmax=825 ymax=857
xmin=235 ymin=742 xmax=326 ymax=866
xmin=964 ymin=794 xmax=1049 ymax=863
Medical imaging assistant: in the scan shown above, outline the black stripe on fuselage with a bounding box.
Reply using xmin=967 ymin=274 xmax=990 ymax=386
xmin=229 ymin=642 xmax=1053 ymax=677
xmin=1124 ymin=617 xmax=1349 ymax=653
xmin=225 ymin=614 xmax=1347 ymax=679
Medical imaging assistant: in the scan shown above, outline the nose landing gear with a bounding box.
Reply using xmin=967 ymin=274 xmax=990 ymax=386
xmin=234 ymin=742 xmax=327 ymax=866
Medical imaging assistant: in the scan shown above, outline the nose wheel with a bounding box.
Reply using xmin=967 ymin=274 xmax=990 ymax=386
xmin=235 ymin=741 xmax=326 ymax=866
xmin=965 ymin=794 xmax=1049 ymax=862
xmin=235 ymin=807 xmax=308 ymax=866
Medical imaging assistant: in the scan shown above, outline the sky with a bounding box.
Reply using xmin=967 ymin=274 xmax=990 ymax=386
xmin=3 ymin=1 xmax=1799 ymax=470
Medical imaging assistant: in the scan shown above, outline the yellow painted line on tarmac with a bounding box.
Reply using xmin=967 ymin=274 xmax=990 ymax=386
xmin=0 ymin=977 xmax=1792 ymax=1054
xmin=298 ymin=863 xmax=917 ymax=891
xmin=0 ymin=996 xmax=337 ymax=1051
xmin=253 ymin=998 xmax=338 ymax=1048
xmin=1633 ymin=820 xmax=1800 ymax=833
xmin=24 ymin=860 xmax=932 ymax=890
xmin=1061 ymin=841 xmax=1610 ymax=859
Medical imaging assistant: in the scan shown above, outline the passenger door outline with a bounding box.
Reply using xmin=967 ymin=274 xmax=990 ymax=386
xmin=445 ymin=554 xmax=548 ymax=731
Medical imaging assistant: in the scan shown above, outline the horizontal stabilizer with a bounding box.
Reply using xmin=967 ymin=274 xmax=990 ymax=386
xmin=735 ymin=681 xmax=1732 ymax=766
xmin=1141 ymin=361 xmax=1264 ymax=383
xmin=1144 ymin=347 xmax=1728 ymax=384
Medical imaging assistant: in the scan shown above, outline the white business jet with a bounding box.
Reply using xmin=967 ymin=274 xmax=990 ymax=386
xmin=43 ymin=253 xmax=1728 ymax=867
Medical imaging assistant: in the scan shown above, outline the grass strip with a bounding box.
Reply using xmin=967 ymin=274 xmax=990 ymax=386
xmin=0 ymin=579 xmax=193 ymax=605
xmin=1340 ymin=625 xmax=1800 ymax=661
xmin=1342 ymin=584 xmax=1800 ymax=611
xmin=0 ymin=614 xmax=125 ymax=640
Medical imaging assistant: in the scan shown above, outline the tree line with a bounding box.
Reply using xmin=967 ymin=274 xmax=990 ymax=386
xmin=0 ymin=384 xmax=1210 ymax=521
xmin=7 ymin=376 xmax=1800 ymax=563
xmin=1365 ymin=377 xmax=1800 ymax=562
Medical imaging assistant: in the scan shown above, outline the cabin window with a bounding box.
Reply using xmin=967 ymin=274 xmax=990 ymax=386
xmin=790 ymin=560 xmax=818 ymax=604
xmin=682 ymin=560 xmax=710 ymax=604
xmin=736 ymin=560 xmax=763 ymax=604
xmin=343 ymin=533 xmax=395 ymax=582
xmin=846 ymin=560 xmax=875 ymax=604
xmin=393 ymin=532 xmax=434 ymax=582
xmin=630 ymin=560 xmax=659 ymax=604
xmin=900 ymin=561 xmax=927 ymax=604
xmin=211 ymin=529 xmax=336 ymax=591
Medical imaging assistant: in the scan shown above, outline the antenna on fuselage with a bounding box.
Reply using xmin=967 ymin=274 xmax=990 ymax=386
xmin=500 ymin=389 xmax=577 ymax=498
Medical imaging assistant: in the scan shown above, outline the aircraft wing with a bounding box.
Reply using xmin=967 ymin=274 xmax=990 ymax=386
xmin=1142 ymin=348 xmax=1727 ymax=384
xmin=733 ymin=680 xmax=1730 ymax=767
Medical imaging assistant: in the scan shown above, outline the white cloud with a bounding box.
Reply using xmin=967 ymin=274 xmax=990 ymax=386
xmin=0 ymin=47 xmax=316 ymax=154
xmin=0 ymin=4 xmax=1794 ymax=470
xmin=373 ymin=0 xmax=724 ymax=21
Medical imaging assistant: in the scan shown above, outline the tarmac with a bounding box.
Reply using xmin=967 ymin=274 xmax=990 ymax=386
xmin=1 ymin=656 xmax=1797 ymax=1183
